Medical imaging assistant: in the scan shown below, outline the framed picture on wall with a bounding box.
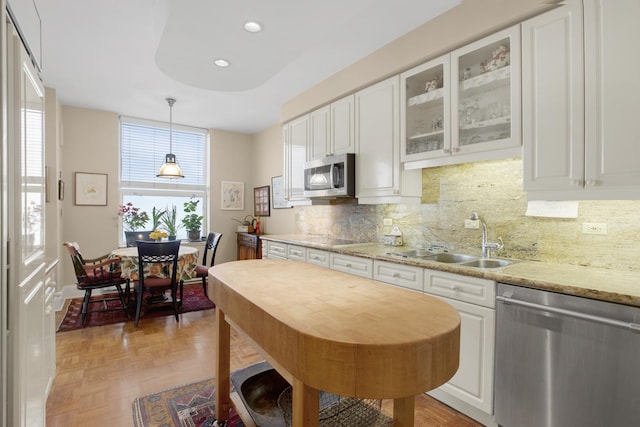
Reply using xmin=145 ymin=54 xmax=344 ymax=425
xmin=74 ymin=172 xmax=108 ymax=206
xmin=221 ymin=181 xmax=244 ymax=210
xmin=254 ymin=185 xmax=270 ymax=217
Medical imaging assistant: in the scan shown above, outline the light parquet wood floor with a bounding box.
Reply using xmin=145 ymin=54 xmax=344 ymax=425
xmin=48 ymin=304 xmax=482 ymax=427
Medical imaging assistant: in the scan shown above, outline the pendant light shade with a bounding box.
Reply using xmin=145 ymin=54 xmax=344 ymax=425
xmin=157 ymin=98 xmax=184 ymax=179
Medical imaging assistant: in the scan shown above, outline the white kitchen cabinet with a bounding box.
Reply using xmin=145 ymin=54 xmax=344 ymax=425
xmin=44 ymin=261 xmax=58 ymax=396
xmin=286 ymin=244 xmax=306 ymax=262
xmin=306 ymin=248 xmax=330 ymax=268
xmin=428 ymin=296 xmax=496 ymax=416
xmin=424 ymin=269 xmax=495 ymax=308
xmin=329 ymin=253 xmax=373 ymax=278
xmin=355 ymin=75 xmax=422 ymax=204
xmin=373 ymin=260 xmax=423 ymax=292
xmin=404 ymin=26 xmax=521 ymax=170
xmin=282 ymin=115 xmax=311 ymax=204
xmin=265 ymin=240 xmax=287 ymax=259
xmin=522 ymin=1 xmax=585 ymax=196
xmin=451 ymin=26 xmax=522 ymax=160
xmin=308 ymin=95 xmax=355 ymax=161
xmin=400 ymin=55 xmax=451 ymax=163
xmin=524 ymin=0 xmax=640 ymax=200
xmin=424 ymin=269 xmax=496 ymax=421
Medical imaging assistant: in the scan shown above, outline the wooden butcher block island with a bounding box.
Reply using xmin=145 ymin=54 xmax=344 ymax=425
xmin=210 ymin=259 xmax=461 ymax=427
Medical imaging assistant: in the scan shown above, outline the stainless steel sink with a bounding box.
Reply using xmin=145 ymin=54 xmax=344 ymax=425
xmin=428 ymin=253 xmax=477 ymax=263
xmin=461 ymin=258 xmax=515 ymax=269
xmin=387 ymin=249 xmax=437 ymax=258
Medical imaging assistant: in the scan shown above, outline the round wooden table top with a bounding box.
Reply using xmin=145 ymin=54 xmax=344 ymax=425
xmin=210 ymin=259 xmax=461 ymax=399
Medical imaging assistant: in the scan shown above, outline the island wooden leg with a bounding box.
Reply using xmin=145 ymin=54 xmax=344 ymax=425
xmin=292 ymin=378 xmax=319 ymax=427
xmin=393 ymin=395 xmax=415 ymax=427
xmin=215 ymin=308 xmax=231 ymax=423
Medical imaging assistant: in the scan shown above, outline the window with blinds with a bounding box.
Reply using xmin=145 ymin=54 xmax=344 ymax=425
xmin=119 ymin=116 xmax=209 ymax=242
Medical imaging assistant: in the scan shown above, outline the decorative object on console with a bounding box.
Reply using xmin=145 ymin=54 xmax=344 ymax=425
xmin=157 ymin=97 xmax=185 ymax=179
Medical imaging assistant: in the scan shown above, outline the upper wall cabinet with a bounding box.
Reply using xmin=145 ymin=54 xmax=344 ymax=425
xmin=355 ymin=76 xmax=422 ymax=204
xmin=400 ymin=55 xmax=451 ymax=163
xmin=282 ymin=115 xmax=311 ymax=205
xmin=308 ymin=95 xmax=355 ymax=161
xmin=404 ymin=26 xmax=522 ymax=169
xmin=523 ymin=0 xmax=640 ymax=200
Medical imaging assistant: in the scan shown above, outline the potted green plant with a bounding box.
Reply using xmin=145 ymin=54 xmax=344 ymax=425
xmin=150 ymin=206 xmax=166 ymax=232
xmin=182 ymin=198 xmax=204 ymax=242
xmin=161 ymin=205 xmax=181 ymax=240
xmin=118 ymin=202 xmax=151 ymax=246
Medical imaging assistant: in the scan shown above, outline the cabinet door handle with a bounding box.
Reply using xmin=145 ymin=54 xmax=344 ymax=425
xmin=443 ymin=148 xmax=451 ymax=154
xmin=586 ymin=179 xmax=597 ymax=186
xmin=451 ymin=147 xmax=460 ymax=153
xmin=392 ymin=273 xmax=400 ymax=278
xmin=346 ymin=263 xmax=352 ymax=268
xmin=570 ymin=179 xmax=583 ymax=186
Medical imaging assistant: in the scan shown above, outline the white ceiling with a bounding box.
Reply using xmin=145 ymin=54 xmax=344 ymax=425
xmin=37 ymin=0 xmax=460 ymax=134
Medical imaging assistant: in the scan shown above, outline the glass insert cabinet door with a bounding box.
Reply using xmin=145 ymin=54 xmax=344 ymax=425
xmin=451 ymin=25 xmax=521 ymax=155
xmin=400 ymin=55 xmax=450 ymax=162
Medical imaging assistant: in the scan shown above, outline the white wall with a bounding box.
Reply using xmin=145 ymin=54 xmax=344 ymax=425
xmin=60 ymin=106 xmax=121 ymax=286
xmin=250 ymin=123 xmax=296 ymax=235
xmin=209 ymin=129 xmax=254 ymax=263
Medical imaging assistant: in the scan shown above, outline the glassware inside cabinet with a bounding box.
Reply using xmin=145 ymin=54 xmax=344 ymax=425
xmin=457 ymin=36 xmax=512 ymax=147
xmin=404 ymin=62 xmax=446 ymax=157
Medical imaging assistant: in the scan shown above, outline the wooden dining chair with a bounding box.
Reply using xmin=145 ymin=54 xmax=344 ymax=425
xmin=194 ymin=232 xmax=223 ymax=297
xmin=134 ymin=240 xmax=181 ymax=327
xmin=63 ymin=241 xmax=130 ymax=324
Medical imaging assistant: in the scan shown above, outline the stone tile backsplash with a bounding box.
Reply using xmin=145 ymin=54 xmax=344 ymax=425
xmin=295 ymin=158 xmax=640 ymax=271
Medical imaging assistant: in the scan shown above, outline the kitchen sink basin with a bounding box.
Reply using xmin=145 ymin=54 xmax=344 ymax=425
xmin=427 ymin=253 xmax=477 ymax=263
xmin=461 ymin=258 xmax=515 ymax=269
xmin=391 ymin=249 xmax=437 ymax=258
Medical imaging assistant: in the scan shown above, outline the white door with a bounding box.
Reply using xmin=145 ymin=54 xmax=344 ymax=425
xmin=7 ymin=23 xmax=47 ymax=427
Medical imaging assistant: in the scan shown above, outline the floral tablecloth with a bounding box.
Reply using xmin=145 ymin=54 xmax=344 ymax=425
xmin=110 ymin=246 xmax=199 ymax=281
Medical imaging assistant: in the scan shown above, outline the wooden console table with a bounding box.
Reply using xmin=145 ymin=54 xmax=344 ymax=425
xmin=210 ymin=259 xmax=460 ymax=427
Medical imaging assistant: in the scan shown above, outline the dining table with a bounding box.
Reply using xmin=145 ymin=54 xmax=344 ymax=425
xmin=110 ymin=245 xmax=200 ymax=281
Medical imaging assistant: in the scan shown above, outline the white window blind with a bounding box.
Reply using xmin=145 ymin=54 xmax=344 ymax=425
xmin=120 ymin=117 xmax=206 ymax=187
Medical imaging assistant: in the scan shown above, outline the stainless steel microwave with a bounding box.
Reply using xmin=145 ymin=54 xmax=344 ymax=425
xmin=303 ymin=153 xmax=355 ymax=198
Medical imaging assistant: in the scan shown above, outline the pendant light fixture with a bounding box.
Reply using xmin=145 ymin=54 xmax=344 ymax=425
xmin=157 ymin=97 xmax=184 ymax=179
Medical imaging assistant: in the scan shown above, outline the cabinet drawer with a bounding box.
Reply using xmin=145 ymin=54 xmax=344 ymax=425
xmin=424 ymin=269 xmax=495 ymax=308
xmin=266 ymin=241 xmax=287 ymax=259
xmin=287 ymin=245 xmax=306 ymax=262
xmin=330 ymin=253 xmax=373 ymax=278
xmin=306 ymin=248 xmax=330 ymax=267
xmin=237 ymin=233 xmax=258 ymax=246
xmin=373 ymin=260 xmax=423 ymax=292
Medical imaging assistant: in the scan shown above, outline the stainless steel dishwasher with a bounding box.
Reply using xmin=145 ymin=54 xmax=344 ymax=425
xmin=495 ymin=283 xmax=640 ymax=427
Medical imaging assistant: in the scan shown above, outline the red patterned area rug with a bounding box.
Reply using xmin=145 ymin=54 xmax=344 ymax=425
xmin=57 ymin=283 xmax=215 ymax=332
xmin=132 ymin=378 xmax=244 ymax=427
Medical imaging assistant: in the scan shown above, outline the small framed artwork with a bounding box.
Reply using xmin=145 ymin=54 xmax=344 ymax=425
xmin=74 ymin=172 xmax=108 ymax=206
xmin=271 ymin=175 xmax=291 ymax=209
xmin=254 ymin=185 xmax=270 ymax=217
xmin=221 ymin=181 xmax=244 ymax=210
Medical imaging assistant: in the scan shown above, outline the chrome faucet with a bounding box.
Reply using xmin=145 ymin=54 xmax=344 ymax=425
xmin=469 ymin=213 xmax=503 ymax=258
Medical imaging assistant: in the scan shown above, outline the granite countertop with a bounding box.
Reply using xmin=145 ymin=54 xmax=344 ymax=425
xmin=260 ymin=234 xmax=640 ymax=308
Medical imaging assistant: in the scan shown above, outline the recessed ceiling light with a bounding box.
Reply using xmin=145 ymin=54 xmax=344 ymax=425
xmin=243 ymin=21 xmax=262 ymax=33
xmin=213 ymin=58 xmax=230 ymax=68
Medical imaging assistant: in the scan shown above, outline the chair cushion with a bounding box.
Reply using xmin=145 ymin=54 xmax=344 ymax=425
xmin=195 ymin=264 xmax=209 ymax=277
xmin=78 ymin=269 xmax=126 ymax=287
xmin=141 ymin=277 xmax=174 ymax=288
